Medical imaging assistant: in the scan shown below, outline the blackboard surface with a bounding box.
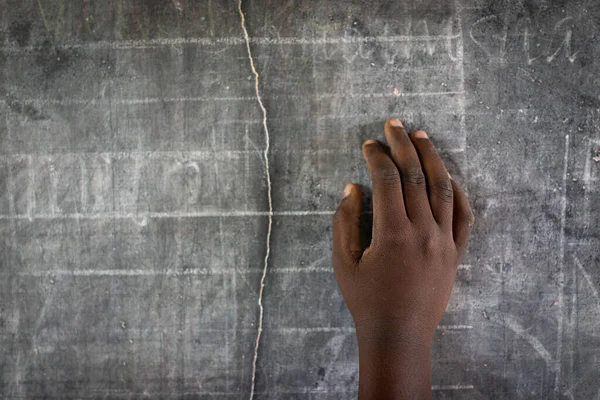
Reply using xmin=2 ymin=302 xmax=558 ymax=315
xmin=1 ymin=0 xmax=599 ymax=398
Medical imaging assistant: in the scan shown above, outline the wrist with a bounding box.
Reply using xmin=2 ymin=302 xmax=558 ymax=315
xmin=355 ymin=316 xmax=434 ymax=349
xmin=355 ymin=318 xmax=433 ymax=400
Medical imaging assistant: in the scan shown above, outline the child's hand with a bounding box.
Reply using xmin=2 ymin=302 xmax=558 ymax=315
xmin=332 ymin=119 xmax=474 ymax=399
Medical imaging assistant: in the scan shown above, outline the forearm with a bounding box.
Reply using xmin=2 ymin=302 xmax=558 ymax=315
xmin=356 ymin=327 xmax=432 ymax=400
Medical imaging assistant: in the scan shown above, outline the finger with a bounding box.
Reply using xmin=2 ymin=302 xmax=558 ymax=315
xmin=410 ymin=130 xmax=453 ymax=228
xmin=383 ymin=119 xmax=431 ymax=222
xmin=362 ymin=139 xmax=407 ymax=237
xmin=333 ymin=183 xmax=363 ymax=270
xmin=451 ymin=179 xmax=474 ymax=252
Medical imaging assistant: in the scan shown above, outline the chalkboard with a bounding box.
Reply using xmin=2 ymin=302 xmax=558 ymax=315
xmin=1 ymin=0 xmax=599 ymax=398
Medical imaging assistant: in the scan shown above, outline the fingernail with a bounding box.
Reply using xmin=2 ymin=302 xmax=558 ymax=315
xmin=363 ymin=139 xmax=378 ymax=146
xmin=343 ymin=184 xmax=353 ymax=198
xmin=448 ymin=172 xmax=453 ymax=179
xmin=388 ymin=118 xmax=403 ymax=128
xmin=413 ymin=130 xmax=428 ymax=139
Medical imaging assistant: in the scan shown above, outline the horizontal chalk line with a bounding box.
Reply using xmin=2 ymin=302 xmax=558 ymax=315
xmin=0 ymin=33 xmax=462 ymax=52
xmin=17 ymin=265 xmax=471 ymax=277
xmin=277 ymin=325 xmax=473 ymax=333
xmin=0 ymin=210 xmax=336 ymax=220
xmin=20 ymin=387 xmax=471 ymax=396
xmin=0 ymin=146 xmax=466 ymax=161
xmin=0 ymin=91 xmax=465 ymax=106
xmin=432 ymin=385 xmax=475 ymax=390
xmin=8 ymin=321 xmax=470 ymax=333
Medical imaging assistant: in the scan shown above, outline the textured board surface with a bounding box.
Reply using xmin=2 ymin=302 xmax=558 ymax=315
xmin=1 ymin=0 xmax=600 ymax=399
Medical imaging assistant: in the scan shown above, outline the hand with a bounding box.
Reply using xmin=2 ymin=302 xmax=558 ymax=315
xmin=332 ymin=119 xmax=474 ymax=400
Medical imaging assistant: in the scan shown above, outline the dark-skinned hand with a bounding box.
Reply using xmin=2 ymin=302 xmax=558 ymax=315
xmin=332 ymin=118 xmax=474 ymax=400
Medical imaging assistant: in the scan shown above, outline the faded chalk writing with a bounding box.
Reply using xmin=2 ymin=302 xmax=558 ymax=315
xmin=470 ymin=15 xmax=579 ymax=64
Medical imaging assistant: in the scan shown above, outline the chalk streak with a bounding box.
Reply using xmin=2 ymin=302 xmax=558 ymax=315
xmin=237 ymin=2 xmax=272 ymax=398
xmin=432 ymin=385 xmax=474 ymax=390
xmin=277 ymin=326 xmax=472 ymax=333
xmin=0 ymin=208 xmax=472 ymax=221
xmin=16 ymin=265 xmax=472 ymax=277
xmin=503 ymin=315 xmax=555 ymax=369
xmin=50 ymin=386 xmax=471 ymax=397
xmin=0 ymin=33 xmax=462 ymax=52
xmin=0 ymin=91 xmax=464 ymax=106
xmin=0 ymin=210 xmax=334 ymax=220
xmin=574 ymin=256 xmax=600 ymax=305
xmin=436 ymin=324 xmax=474 ymax=331
xmin=5 ymin=321 xmax=470 ymax=335
xmin=0 ymin=145 xmax=466 ymax=162
xmin=27 ymin=155 xmax=35 ymax=220
xmin=556 ymin=134 xmax=570 ymax=392
xmin=453 ymin=0 xmax=468 ymax=150
xmin=583 ymin=139 xmax=595 ymax=186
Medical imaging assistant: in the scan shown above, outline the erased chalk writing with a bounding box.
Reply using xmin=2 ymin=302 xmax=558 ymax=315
xmin=470 ymin=15 xmax=579 ymax=64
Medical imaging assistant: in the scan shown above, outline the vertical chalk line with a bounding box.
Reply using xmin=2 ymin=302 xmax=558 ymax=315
xmin=556 ymin=133 xmax=570 ymax=394
xmin=453 ymin=0 xmax=467 ymax=150
xmin=237 ymin=1 xmax=273 ymax=399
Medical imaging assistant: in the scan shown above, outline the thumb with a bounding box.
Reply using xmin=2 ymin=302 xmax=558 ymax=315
xmin=332 ymin=183 xmax=363 ymax=271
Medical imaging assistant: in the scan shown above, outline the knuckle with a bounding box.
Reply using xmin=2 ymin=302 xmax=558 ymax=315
xmin=430 ymin=179 xmax=454 ymax=204
xmin=371 ymin=163 xmax=400 ymax=185
xmin=377 ymin=233 xmax=404 ymax=248
xmin=401 ymin=165 xmax=426 ymax=186
xmin=419 ymin=231 xmax=440 ymax=253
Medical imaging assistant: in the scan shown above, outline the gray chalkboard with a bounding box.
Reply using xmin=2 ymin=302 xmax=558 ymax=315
xmin=1 ymin=0 xmax=599 ymax=398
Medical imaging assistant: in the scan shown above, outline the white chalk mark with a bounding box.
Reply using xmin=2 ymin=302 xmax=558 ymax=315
xmin=556 ymin=134 xmax=570 ymax=392
xmin=0 ymin=33 xmax=462 ymax=53
xmin=583 ymin=139 xmax=595 ymax=186
xmin=546 ymin=18 xmax=579 ymax=64
xmin=231 ymin=268 xmax=238 ymax=394
xmin=27 ymin=155 xmax=35 ymax=220
xmin=79 ymin=155 xmax=87 ymax=213
xmin=0 ymin=210 xmax=335 ymax=220
xmin=573 ymin=256 xmax=600 ymax=305
xmin=0 ymin=210 xmax=477 ymax=223
xmin=130 ymin=104 xmax=146 ymax=226
xmin=278 ymin=327 xmax=355 ymax=333
xmin=469 ymin=16 xmax=498 ymax=61
xmin=16 ymin=264 xmax=472 ymax=277
xmin=432 ymin=385 xmax=474 ymax=390
xmin=503 ymin=315 xmax=556 ymax=369
xmin=20 ymin=268 xmax=217 ymax=277
xmin=6 ymin=156 xmax=15 ymax=219
xmin=273 ymin=325 xmax=472 ymax=333
xmin=0 ymin=90 xmax=464 ymax=107
xmin=445 ymin=17 xmax=459 ymax=62
xmin=77 ymin=386 xmax=470 ymax=396
xmin=48 ymin=162 xmax=58 ymax=216
xmin=568 ymin=256 xmax=577 ymax=396
xmin=436 ymin=324 xmax=474 ymax=331
xmin=523 ymin=27 xmax=539 ymax=65
xmin=171 ymin=0 xmax=183 ymax=13
xmin=67 ymin=325 xmax=468 ymax=334
xmin=453 ymin=1 xmax=468 ymax=151
xmin=564 ymin=367 xmax=597 ymax=400
xmin=237 ymin=2 xmax=272 ymax=398
xmin=0 ymin=145 xmax=466 ymax=163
